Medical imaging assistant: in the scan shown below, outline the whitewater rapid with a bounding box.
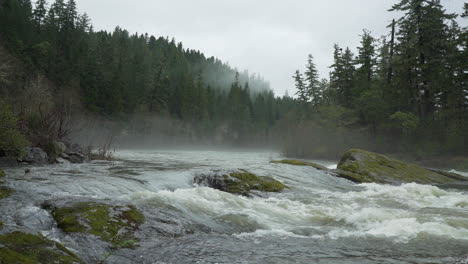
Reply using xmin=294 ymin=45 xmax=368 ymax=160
xmin=1 ymin=150 xmax=467 ymax=263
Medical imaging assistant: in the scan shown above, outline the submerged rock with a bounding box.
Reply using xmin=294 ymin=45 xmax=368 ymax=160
xmin=0 ymin=186 xmax=14 ymax=200
xmin=271 ymin=160 xmax=328 ymax=170
xmin=336 ymin=149 xmax=467 ymax=185
xmin=50 ymin=202 xmax=145 ymax=247
xmin=0 ymin=231 xmax=82 ymax=264
xmin=194 ymin=169 xmax=287 ymax=196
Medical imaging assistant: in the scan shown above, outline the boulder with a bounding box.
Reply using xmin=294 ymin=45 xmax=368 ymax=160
xmin=65 ymin=144 xmax=84 ymax=155
xmin=271 ymin=160 xmax=328 ymax=170
xmin=21 ymin=147 xmax=48 ymax=164
xmin=67 ymin=152 xmax=85 ymax=164
xmin=336 ymin=149 xmax=467 ymax=185
xmin=50 ymin=202 xmax=145 ymax=247
xmin=55 ymin=158 xmax=70 ymax=164
xmin=0 ymin=232 xmax=82 ymax=264
xmin=194 ymin=169 xmax=287 ymax=196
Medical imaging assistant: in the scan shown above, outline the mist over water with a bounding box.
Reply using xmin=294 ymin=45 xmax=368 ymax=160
xmin=1 ymin=150 xmax=468 ymax=263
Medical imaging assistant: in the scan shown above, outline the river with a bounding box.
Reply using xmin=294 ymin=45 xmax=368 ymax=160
xmin=1 ymin=150 xmax=468 ymax=263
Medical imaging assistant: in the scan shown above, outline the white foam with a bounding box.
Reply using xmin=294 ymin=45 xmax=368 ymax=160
xmin=132 ymin=183 xmax=468 ymax=243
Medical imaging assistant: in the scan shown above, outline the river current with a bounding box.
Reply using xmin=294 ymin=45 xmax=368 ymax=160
xmin=1 ymin=150 xmax=467 ymax=263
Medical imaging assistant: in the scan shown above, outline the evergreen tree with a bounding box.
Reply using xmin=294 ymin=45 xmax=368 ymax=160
xmin=304 ymin=54 xmax=320 ymax=106
xmin=33 ymin=0 xmax=47 ymax=29
xmin=355 ymin=29 xmax=376 ymax=96
xmin=390 ymin=0 xmax=458 ymax=119
xmin=293 ymin=70 xmax=307 ymax=102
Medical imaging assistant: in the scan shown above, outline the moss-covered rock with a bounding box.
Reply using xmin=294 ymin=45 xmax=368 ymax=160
xmin=0 ymin=231 xmax=82 ymax=264
xmin=0 ymin=168 xmax=5 ymax=177
xmin=271 ymin=160 xmax=328 ymax=170
xmin=51 ymin=202 xmax=144 ymax=247
xmin=194 ymin=170 xmax=287 ymax=196
xmin=337 ymin=149 xmax=467 ymax=184
xmin=0 ymin=186 xmax=14 ymax=200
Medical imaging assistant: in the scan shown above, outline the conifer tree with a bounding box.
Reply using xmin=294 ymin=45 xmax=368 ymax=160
xmin=33 ymin=0 xmax=47 ymax=29
xmin=304 ymin=54 xmax=320 ymax=106
xmin=293 ymin=70 xmax=307 ymax=102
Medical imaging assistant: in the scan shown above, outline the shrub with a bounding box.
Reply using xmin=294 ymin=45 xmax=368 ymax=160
xmin=0 ymin=100 xmax=29 ymax=157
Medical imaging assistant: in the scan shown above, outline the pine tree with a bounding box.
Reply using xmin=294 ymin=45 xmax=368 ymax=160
xmin=293 ymin=70 xmax=307 ymax=102
xmin=390 ymin=0 xmax=458 ymax=119
xmin=33 ymin=0 xmax=48 ymax=29
xmin=355 ymin=29 xmax=376 ymax=84
xmin=341 ymin=47 xmax=355 ymax=107
xmin=63 ymin=0 xmax=77 ymax=30
xmin=304 ymin=54 xmax=321 ymax=106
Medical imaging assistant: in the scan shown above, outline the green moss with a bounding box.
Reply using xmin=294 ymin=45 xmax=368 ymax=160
xmin=52 ymin=202 xmax=145 ymax=247
xmin=0 ymin=232 xmax=82 ymax=264
xmin=333 ymin=169 xmax=377 ymax=183
xmin=0 ymin=169 xmax=5 ymax=177
xmin=337 ymin=149 xmax=467 ymax=184
xmin=0 ymin=186 xmax=14 ymax=200
xmin=271 ymin=160 xmax=328 ymax=170
xmin=223 ymin=170 xmax=286 ymax=195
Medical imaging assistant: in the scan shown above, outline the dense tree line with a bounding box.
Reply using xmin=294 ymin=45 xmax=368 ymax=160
xmin=290 ymin=0 xmax=467 ymax=157
xmin=0 ymin=0 xmax=280 ymax=148
xmin=0 ymin=0 xmax=466 ymax=158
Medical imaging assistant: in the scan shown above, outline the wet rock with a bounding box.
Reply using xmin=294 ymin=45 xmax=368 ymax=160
xmin=50 ymin=202 xmax=145 ymax=247
xmin=271 ymin=159 xmax=328 ymax=170
xmin=21 ymin=147 xmax=48 ymax=164
xmin=337 ymin=149 xmax=467 ymax=185
xmin=55 ymin=158 xmax=70 ymax=164
xmin=0 ymin=168 xmax=5 ymax=178
xmin=65 ymin=144 xmax=84 ymax=155
xmin=0 ymin=157 xmax=18 ymax=167
xmin=0 ymin=186 xmax=14 ymax=200
xmin=67 ymin=153 xmax=85 ymax=164
xmin=0 ymin=231 xmax=82 ymax=264
xmin=194 ymin=169 xmax=287 ymax=196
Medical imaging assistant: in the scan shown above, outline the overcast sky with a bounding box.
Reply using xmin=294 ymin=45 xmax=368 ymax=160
xmin=71 ymin=0 xmax=466 ymax=96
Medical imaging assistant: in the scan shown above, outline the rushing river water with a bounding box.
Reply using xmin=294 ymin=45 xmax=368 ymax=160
xmin=1 ymin=150 xmax=468 ymax=263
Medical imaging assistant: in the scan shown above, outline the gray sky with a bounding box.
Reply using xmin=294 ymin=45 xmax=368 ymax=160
xmin=72 ymin=0 xmax=466 ymax=96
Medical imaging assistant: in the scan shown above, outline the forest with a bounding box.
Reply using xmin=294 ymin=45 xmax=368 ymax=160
xmin=0 ymin=0 xmax=467 ymax=161
xmin=284 ymin=1 xmax=467 ymax=160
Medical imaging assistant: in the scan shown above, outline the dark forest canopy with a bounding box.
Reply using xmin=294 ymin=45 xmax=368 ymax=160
xmin=289 ymin=0 xmax=467 ymax=158
xmin=0 ymin=0 xmax=467 ymax=159
xmin=0 ymin=0 xmax=272 ymax=116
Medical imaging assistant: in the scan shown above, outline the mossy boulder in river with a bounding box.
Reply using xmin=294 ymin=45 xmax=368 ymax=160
xmin=0 ymin=231 xmax=82 ymax=264
xmin=51 ymin=202 xmax=145 ymax=247
xmin=0 ymin=168 xmax=5 ymax=177
xmin=194 ymin=169 xmax=287 ymax=196
xmin=337 ymin=149 xmax=467 ymax=184
xmin=271 ymin=160 xmax=328 ymax=170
